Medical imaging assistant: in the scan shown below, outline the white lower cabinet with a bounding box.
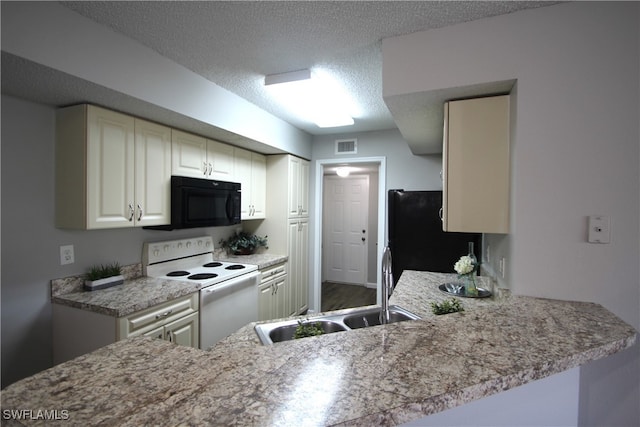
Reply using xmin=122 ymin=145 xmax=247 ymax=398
xmin=53 ymin=293 xmax=199 ymax=365
xmin=258 ymin=262 xmax=289 ymax=321
xmin=141 ymin=312 xmax=199 ymax=348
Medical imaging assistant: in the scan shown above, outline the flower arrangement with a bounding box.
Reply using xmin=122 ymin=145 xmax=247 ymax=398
xmin=454 ymin=256 xmax=476 ymax=276
xmin=454 ymin=254 xmax=479 ymax=296
xmin=219 ymin=232 xmax=268 ymax=255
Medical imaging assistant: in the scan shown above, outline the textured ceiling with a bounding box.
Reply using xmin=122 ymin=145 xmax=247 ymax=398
xmin=55 ymin=1 xmax=555 ymax=137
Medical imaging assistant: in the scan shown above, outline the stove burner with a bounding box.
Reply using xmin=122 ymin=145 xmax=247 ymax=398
xmin=167 ymin=271 xmax=190 ymax=277
xmin=225 ymin=264 xmax=245 ymax=270
xmin=188 ymin=273 xmax=218 ymax=280
xmin=203 ymin=262 xmax=223 ymax=268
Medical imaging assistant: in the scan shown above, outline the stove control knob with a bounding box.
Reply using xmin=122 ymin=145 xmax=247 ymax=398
xmin=186 ymin=242 xmax=192 ymax=248
xmin=153 ymin=249 xmax=159 ymax=257
xmin=163 ymin=244 xmax=170 ymax=252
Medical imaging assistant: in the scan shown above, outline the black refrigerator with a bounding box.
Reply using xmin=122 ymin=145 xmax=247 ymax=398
xmin=388 ymin=190 xmax=481 ymax=285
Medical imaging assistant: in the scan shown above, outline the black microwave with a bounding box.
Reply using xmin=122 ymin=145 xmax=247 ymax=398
xmin=145 ymin=176 xmax=241 ymax=230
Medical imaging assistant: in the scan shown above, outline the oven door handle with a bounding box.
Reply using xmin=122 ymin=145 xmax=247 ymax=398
xmin=200 ymin=271 xmax=259 ymax=303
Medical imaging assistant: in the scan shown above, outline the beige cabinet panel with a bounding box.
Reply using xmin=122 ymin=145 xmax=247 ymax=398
xmin=235 ymin=148 xmax=266 ymax=220
xmin=443 ymin=95 xmax=510 ymax=233
xmin=56 ymin=105 xmax=169 ymax=229
xmin=165 ymin=312 xmax=199 ymax=348
xmin=208 ymin=139 xmax=235 ymax=181
xmin=171 ymin=129 xmax=207 ymax=178
xmin=134 ymin=119 xmax=172 ymax=226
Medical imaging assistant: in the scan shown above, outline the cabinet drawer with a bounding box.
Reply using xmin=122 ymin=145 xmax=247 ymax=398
xmin=260 ymin=262 xmax=287 ymax=283
xmin=118 ymin=293 xmax=198 ymax=339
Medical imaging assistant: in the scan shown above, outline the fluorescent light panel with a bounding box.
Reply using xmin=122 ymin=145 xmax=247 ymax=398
xmin=264 ymin=68 xmax=354 ymax=128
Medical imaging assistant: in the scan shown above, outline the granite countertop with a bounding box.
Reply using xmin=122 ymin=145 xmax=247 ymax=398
xmin=6 ymin=271 xmax=637 ymax=426
xmin=50 ymin=254 xmax=288 ymax=317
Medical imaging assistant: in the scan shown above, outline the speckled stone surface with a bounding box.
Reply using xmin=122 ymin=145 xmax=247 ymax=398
xmin=214 ymin=251 xmax=288 ymax=269
xmin=49 ymin=255 xmax=286 ymax=318
xmin=5 ymin=271 xmax=637 ymax=426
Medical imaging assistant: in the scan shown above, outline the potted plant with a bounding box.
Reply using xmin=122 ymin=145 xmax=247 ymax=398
xmin=84 ymin=262 xmax=124 ymax=291
xmin=219 ymin=232 xmax=268 ymax=255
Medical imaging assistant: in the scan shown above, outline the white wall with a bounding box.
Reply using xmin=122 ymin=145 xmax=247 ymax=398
xmin=0 ymin=95 xmax=241 ymax=387
xmin=383 ymin=2 xmax=639 ymax=425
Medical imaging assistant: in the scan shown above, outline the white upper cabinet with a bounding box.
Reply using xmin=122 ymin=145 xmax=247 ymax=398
xmin=288 ymin=156 xmax=310 ymax=218
xmin=442 ymin=95 xmax=510 ymax=234
xmin=171 ymin=130 xmax=207 ymax=178
xmin=235 ymin=147 xmax=266 ymax=220
xmin=207 ymin=140 xmax=235 ymax=182
xmin=171 ymin=130 xmax=235 ymax=181
xmin=56 ymin=105 xmax=171 ymax=229
xmin=134 ymin=119 xmax=172 ymax=227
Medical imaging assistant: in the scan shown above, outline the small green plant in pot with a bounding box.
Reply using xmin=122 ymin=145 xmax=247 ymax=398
xmin=84 ymin=262 xmax=124 ymax=291
xmin=219 ymin=232 xmax=268 ymax=255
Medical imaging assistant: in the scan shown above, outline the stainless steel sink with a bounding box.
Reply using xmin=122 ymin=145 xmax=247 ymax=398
xmin=343 ymin=306 xmax=419 ymax=329
xmin=254 ymin=305 xmax=420 ymax=345
xmin=268 ymin=320 xmax=348 ymax=343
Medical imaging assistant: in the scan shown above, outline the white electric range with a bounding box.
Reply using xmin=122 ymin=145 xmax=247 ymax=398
xmin=143 ymin=236 xmax=259 ymax=349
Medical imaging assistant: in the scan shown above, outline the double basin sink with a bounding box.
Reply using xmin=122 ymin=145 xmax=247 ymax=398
xmin=254 ymin=305 xmax=420 ymax=345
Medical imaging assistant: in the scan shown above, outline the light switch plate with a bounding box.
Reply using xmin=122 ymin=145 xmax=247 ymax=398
xmin=588 ymin=215 xmax=610 ymax=244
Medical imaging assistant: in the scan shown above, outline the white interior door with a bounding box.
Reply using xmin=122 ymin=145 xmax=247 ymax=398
xmin=323 ymin=175 xmax=369 ymax=285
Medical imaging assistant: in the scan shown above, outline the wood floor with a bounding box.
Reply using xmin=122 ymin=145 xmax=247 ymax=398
xmin=321 ymin=282 xmax=377 ymax=312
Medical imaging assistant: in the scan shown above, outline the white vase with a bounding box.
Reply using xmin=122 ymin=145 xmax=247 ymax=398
xmin=84 ymin=275 xmax=124 ymax=291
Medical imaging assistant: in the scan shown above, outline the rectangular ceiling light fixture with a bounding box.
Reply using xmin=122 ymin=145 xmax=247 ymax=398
xmin=265 ymin=68 xmax=355 ymax=128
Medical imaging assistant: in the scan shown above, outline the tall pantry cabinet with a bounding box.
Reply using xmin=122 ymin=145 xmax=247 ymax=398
xmin=256 ymin=155 xmax=310 ymax=316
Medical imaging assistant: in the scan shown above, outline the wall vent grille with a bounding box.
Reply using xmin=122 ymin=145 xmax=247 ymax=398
xmin=335 ymin=138 xmax=357 ymax=154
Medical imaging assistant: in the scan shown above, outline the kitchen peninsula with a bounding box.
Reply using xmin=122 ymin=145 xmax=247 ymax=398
xmin=1 ymin=271 xmax=636 ymax=426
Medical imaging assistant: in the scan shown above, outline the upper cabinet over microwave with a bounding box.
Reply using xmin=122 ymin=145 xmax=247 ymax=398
xmin=55 ymin=105 xmax=171 ymax=230
xmin=442 ymin=95 xmax=510 ymax=234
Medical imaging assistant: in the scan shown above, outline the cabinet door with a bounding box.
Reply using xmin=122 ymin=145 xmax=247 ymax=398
xmin=86 ymin=106 xmax=136 ymax=229
xmin=143 ymin=326 xmax=165 ymax=341
xmin=165 ymin=312 xmax=199 ymax=348
xmin=288 ymin=156 xmax=301 ymax=217
xmin=296 ymin=219 xmax=309 ymax=313
xmin=234 ymin=148 xmax=253 ymax=219
xmin=250 ymin=153 xmax=266 ymax=219
xmin=298 ymin=159 xmax=310 ymax=217
xmin=272 ymin=275 xmax=289 ymax=319
xmin=172 ymin=130 xmax=207 ymax=178
xmin=287 ymin=156 xmax=309 ymax=218
xmin=134 ymin=119 xmax=171 ymax=226
xmin=443 ymin=95 xmax=510 ymax=233
xmin=258 ymin=281 xmax=274 ymax=321
xmin=207 ymin=139 xmax=235 ymax=181
xmin=289 ymin=218 xmax=309 ymax=315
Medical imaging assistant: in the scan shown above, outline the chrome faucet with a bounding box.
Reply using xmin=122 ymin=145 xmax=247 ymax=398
xmin=381 ymin=244 xmax=394 ymax=324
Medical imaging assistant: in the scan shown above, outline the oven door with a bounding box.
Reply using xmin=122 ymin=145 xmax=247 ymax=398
xmin=199 ymin=271 xmax=260 ymax=349
xmin=171 ymin=176 xmax=241 ymax=229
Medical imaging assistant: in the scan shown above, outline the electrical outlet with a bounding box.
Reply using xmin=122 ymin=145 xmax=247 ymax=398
xmin=60 ymin=245 xmax=75 ymax=265
xmin=486 ymin=244 xmax=491 ymax=263
xmin=499 ymin=257 xmax=506 ymax=279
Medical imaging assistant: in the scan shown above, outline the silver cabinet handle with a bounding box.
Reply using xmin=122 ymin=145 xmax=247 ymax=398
xmin=128 ymin=204 xmax=135 ymax=221
xmin=203 ymin=161 xmax=208 ymax=176
xmin=208 ymin=162 xmax=213 ymax=176
xmin=137 ymin=204 xmax=143 ymax=222
xmin=155 ymin=309 xmax=173 ymax=319
xmin=438 ymin=208 xmax=443 ymax=221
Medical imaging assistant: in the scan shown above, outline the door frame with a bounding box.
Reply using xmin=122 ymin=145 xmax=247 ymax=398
xmin=312 ymin=157 xmax=386 ymax=312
